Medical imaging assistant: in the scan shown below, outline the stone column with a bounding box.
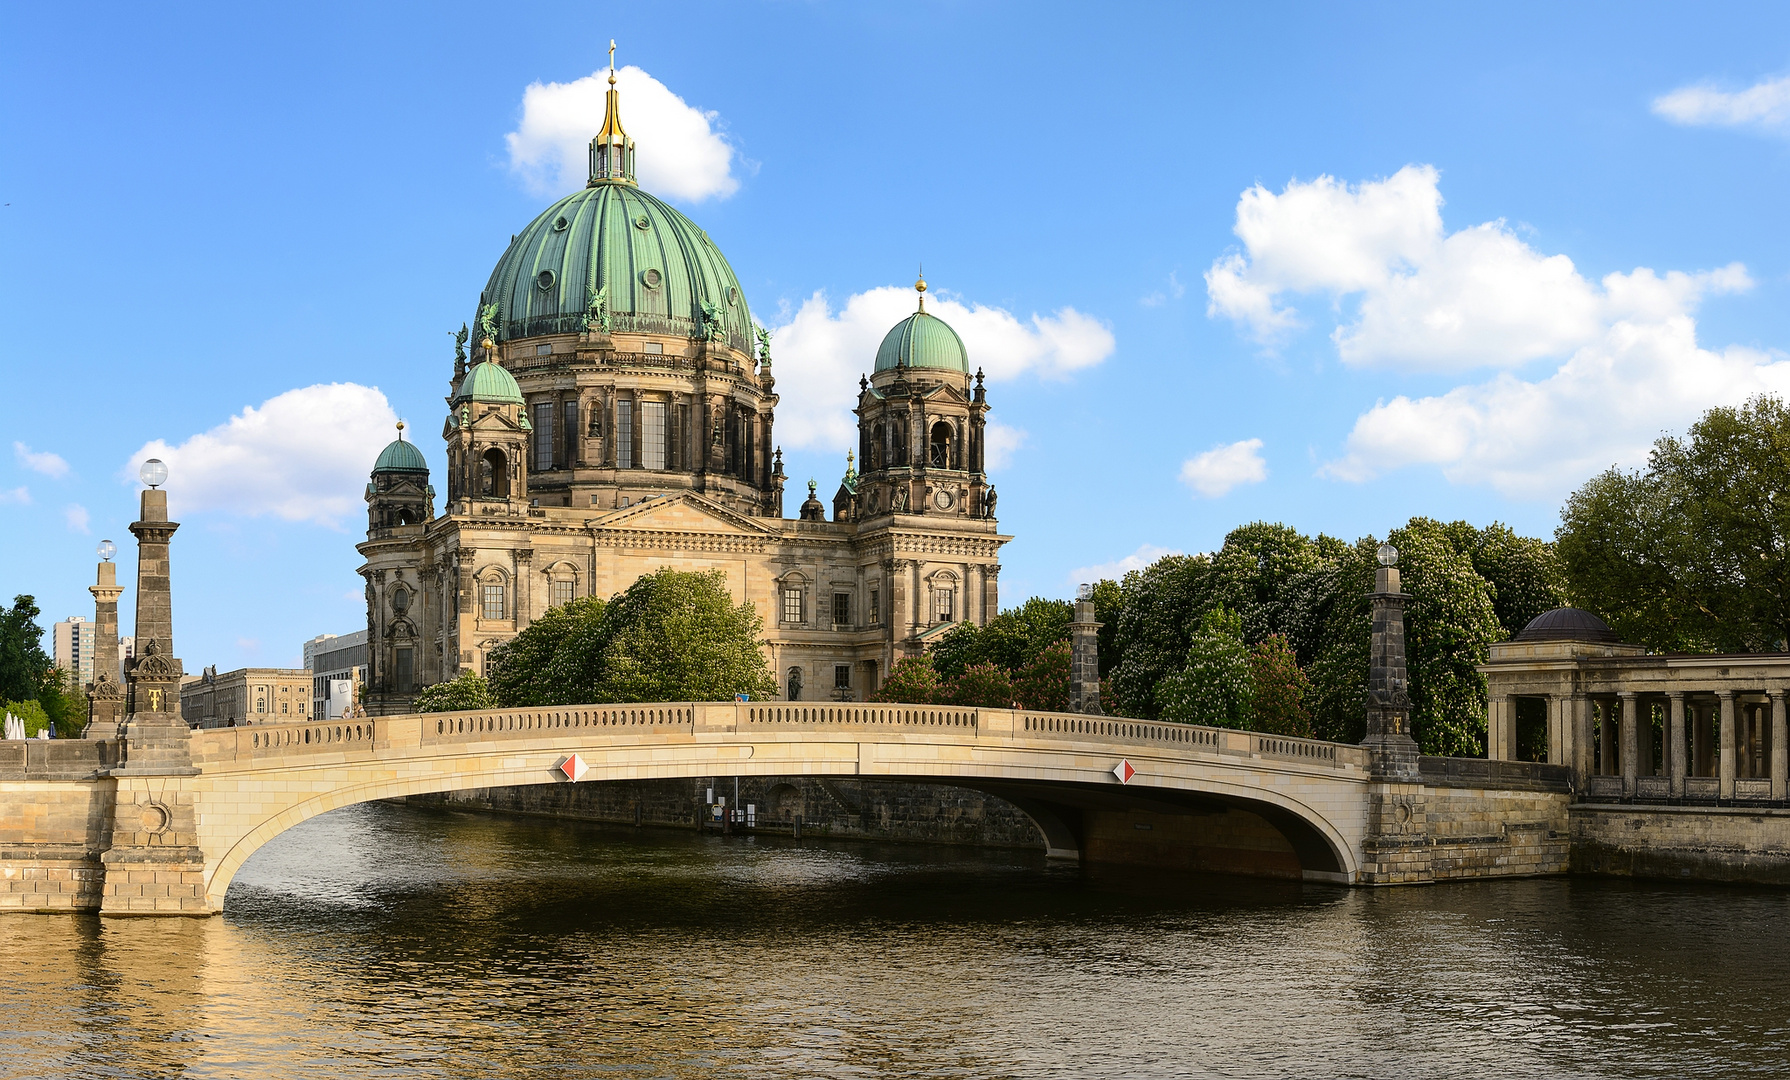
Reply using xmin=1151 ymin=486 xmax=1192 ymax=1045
xmin=1619 ymin=692 xmax=1638 ymax=795
xmin=1068 ymin=592 xmax=1103 ymax=716
xmin=1719 ymin=690 xmax=1737 ymax=801
xmin=102 ymin=480 xmax=207 ymax=916
xmin=85 ymin=557 xmax=126 ymax=739
xmin=1572 ymin=695 xmax=1594 ymax=790
xmin=1638 ymin=698 xmax=1656 ymax=779
xmin=1668 ymin=691 xmax=1686 ymax=799
xmin=1773 ymin=690 xmax=1788 ymax=802
xmin=1546 ymin=695 xmax=1565 ymax=767
xmin=1487 ymin=695 xmax=1513 ymax=761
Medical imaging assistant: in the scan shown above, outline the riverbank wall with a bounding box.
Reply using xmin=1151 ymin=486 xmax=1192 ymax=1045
xmin=1570 ymin=804 xmax=1790 ymax=885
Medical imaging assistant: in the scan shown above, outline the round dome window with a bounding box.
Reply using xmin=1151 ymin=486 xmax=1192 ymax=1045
xmin=634 ymin=215 xmax=651 ymax=230
xmin=536 ymin=269 xmax=557 ymax=291
xmin=553 ymin=216 xmax=568 ymax=232
xmin=641 ymin=268 xmax=662 ymax=289
xmin=727 ymin=286 xmax=738 ymax=307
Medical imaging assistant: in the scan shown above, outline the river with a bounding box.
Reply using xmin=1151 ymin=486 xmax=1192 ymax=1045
xmin=3 ymin=800 xmax=1788 ymax=1079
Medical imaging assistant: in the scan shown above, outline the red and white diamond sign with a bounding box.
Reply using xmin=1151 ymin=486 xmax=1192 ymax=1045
xmin=559 ymin=753 xmax=589 ymax=782
xmin=1113 ymin=759 xmax=1136 ymax=784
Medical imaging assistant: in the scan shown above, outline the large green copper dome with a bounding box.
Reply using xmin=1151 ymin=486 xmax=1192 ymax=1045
xmin=874 ymin=311 xmax=969 ymax=373
xmin=480 ymin=184 xmax=754 ymax=353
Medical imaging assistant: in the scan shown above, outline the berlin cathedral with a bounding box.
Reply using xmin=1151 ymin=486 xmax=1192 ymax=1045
xmin=357 ymin=64 xmax=1009 ymax=712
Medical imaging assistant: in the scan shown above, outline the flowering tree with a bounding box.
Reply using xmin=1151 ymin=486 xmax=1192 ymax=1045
xmin=872 ymin=655 xmax=943 ymax=704
xmin=1156 ymin=606 xmax=1253 ymax=728
xmin=946 ymin=662 xmax=1014 ymax=708
xmin=1012 ymin=641 xmax=1071 ymax=713
xmin=1248 ymin=634 xmax=1312 ymax=737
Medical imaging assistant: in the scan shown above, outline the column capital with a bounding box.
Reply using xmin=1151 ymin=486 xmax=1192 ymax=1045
xmin=1667 ymin=689 xmax=1687 ymax=700
xmin=1618 ymin=690 xmax=1638 ymax=700
xmin=1770 ymin=688 xmax=1786 ymax=701
xmin=1719 ymin=689 xmax=1738 ymax=701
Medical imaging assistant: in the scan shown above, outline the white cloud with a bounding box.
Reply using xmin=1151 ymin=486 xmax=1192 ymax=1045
xmin=14 ymin=442 xmax=69 ymax=479
xmin=1140 ymin=271 xmax=1187 ymax=308
xmin=1322 ymin=275 xmax=1787 ymax=498
xmin=124 ymin=383 xmax=400 ymax=527
xmin=1180 ymin=438 xmax=1268 ymax=498
xmin=0 ymin=487 xmax=28 ymax=505
xmin=64 ymin=505 xmax=90 ymax=534
xmin=766 ymin=285 xmax=1115 ymax=450
xmin=506 ymin=65 xmax=739 ymax=202
xmin=1067 ymin=543 xmax=1184 ymax=586
xmin=1654 ymin=73 xmax=1790 ymax=132
xmin=983 ymin=423 xmax=1027 ymax=471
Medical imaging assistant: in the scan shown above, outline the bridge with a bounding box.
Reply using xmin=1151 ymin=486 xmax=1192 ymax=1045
xmin=0 ymin=700 xmax=1571 ymax=916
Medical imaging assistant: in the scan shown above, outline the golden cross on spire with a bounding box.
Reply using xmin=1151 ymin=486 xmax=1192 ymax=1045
xmin=608 ymin=39 xmax=617 ymax=85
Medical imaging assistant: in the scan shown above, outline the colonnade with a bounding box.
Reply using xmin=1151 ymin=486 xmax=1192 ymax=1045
xmin=1491 ymin=690 xmax=1789 ymax=801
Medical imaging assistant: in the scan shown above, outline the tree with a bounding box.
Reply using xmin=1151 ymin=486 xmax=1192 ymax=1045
xmin=415 ymin=671 xmax=495 ymax=713
xmin=1108 ymin=555 xmax=1218 ymax=719
xmin=1249 ymin=634 xmax=1312 ymax=737
xmin=1453 ymin=521 xmax=1569 ymax=639
xmin=486 ymin=597 xmax=606 ymax=707
xmin=1156 ymin=606 xmax=1253 ymax=727
xmin=1088 ymin=578 xmax=1123 ymax=677
xmin=3 ymin=699 xmax=52 ymax=737
xmin=945 ymin=662 xmax=1013 ymax=708
xmin=1390 ymin=519 xmax=1502 ymax=757
xmin=1011 ymin=641 xmax=1071 ymax=712
xmin=872 ymin=655 xmax=942 ymax=704
xmin=589 ymin=570 xmax=777 ymax=703
xmin=0 ymin=596 xmax=50 ymax=705
xmin=1557 ymin=395 xmax=1790 ymax=652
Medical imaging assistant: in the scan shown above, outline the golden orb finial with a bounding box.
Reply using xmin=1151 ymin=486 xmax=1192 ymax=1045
xmin=915 ymin=264 xmax=927 ymax=312
xmin=396 ymin=420 xmax=406 ymax=439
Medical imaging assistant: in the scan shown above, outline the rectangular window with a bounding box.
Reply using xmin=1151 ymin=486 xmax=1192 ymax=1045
xmin=833 ymin=592 xmax=851 ymax=626
xmin=564 ymin=400 xmax=579 ymax=464
xmin=396 ymin=648 xmax=414 ymax=693
xmin=535 ymin=343 xmax=551 ymax=356
xmin=482 ymin=584 xmax=505 ymax=621
xmin=641 ymin=401 xmax=667 ymax=470
xmin=644 ymin=341 xmax=663 ymax=354
xmin=616 ymin=400 xmax=633 ymax=469
xmin=677 ymin=404 xmax=690 ymax=470
xmin=551 ymin=580 xmax=575 ymax=608
xmin=782 ymin=587 xmax=804 ymax=624
xmin=935 ymin=588 xmax=954 ymax=623
xmin=534 ymin=402 xmax=554 ymax=470
xmin=834 ymin=664 xmax=852 ymax=690
xmin=869 ymin=588 xmax=880 ymax=625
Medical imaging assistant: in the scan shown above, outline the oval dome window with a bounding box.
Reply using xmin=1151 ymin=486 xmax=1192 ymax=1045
xmin=536 ymin=269 xmax=557 ymax=291
xmin=641 ymin=268 xmax=662 ymax=288
xmin=553 ymin=216 xmax=568 ymax=232
xmin=634 ymin=215 xmax=651 ymax=230
xmin=727 ymin=285 xmax=738 ymax=307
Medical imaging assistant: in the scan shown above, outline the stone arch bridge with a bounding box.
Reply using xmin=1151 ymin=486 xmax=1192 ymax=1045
xmin=0 ymin=702 xmax=1571 ymax=916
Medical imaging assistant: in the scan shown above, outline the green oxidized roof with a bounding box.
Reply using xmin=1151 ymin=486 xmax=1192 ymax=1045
xmin=452 ymin=360 xmax=525 ymax=406
xmin=480 ymin=184 xmax=754 ymax=352
xmin=874 ymin=311 xmax=969 ymax=373
xmin=372 ymin=437 xmax=429 ymax=473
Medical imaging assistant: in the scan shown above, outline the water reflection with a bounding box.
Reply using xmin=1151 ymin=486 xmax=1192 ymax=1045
xmin=3 ymin=802 xmax=1790 ymax=1078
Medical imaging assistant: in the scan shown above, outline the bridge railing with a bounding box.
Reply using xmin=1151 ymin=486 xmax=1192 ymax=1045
xmin=191 ymin=702 xmax=1362 ymax=772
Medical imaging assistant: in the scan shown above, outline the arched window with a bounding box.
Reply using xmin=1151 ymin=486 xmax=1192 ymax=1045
xmin=391 ymin=587 xmax=409 ymax=614
xmin=930 ymin=421 xmax=953 ymax=469
xmin=480 ymin=448 xmax=509 ymax=498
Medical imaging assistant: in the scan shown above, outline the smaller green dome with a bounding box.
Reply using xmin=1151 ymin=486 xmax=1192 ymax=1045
xmin=372 ymin=437 xmax=428 ymax=474
xmin=874 ymin=311 xmax=969 ymax=373
xmin=452 ymin=360 xmax=525 ymax=406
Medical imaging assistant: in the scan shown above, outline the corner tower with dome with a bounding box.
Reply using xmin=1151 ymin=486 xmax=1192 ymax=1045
xmin=356 ymin=57 xmax=1010 ymax=712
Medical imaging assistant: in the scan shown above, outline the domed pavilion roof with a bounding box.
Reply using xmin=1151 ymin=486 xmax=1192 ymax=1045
xmin=874 ymin=310 xmax=968 ymax=373
xmin=372 ymin=430 xmax=428 ymax=473
xmin=451 ymin=360 xmax=525 ymax=407
xmin=1513 ymin=607 xmax=1621 ymax=644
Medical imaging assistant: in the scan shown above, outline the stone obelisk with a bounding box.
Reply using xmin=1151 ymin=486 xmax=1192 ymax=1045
xmin=100 ymin=461 xmax=208 ymax=915
xmin=84 ymin=549 xmax=125 ymax=739
xmin=1357 ymin=543 xmax=1433 ymax=884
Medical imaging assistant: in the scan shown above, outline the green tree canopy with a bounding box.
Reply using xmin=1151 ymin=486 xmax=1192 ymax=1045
xmin=1249 ymin=634 xmax=1312 ymax=738
xmin=1012 ymin=641 xmax=1071 ymax=712
xmin=872 ymin=655 xmax=942 ymax=704
xmin=0 ymin=596 xmax=50 ymax=705
xmin=1156 ymin=606 xmax=1253 ymax=727
xmin=945 ymin=662 xmax=1014 ymax=708
xmin=415 ymin=671 xmax=495 ymax=713
xmin=1557 ymin=395 xmax=1790 ymax=652
xmin=591 ymin=569 xmax=777 ymax=703
xmin=486 ymin=597 xmax=607 ymax=707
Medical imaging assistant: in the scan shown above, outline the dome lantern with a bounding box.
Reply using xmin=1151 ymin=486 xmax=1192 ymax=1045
xmin=589 ymin=40 xmax=636 ymax=186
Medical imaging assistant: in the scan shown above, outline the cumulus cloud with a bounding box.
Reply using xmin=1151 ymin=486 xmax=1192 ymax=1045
xmin=124 ymin=383 xmax=400 ymax=527
xmin=506 ymin=65 xmax=739 ymax=201
xmin=1179 ymin=438 xmax=1268 ymax=498
xmin=766 ymin=285 xmax=1115 ymax=450
xmin=0 ymin=487 xmax=28 ymax=505
xmin=14 ymin=442 xmax=69 ymax=479
xmin=1067 ymin=543 xmax=1184 ymax=587
xmin=984 ymin=423 xmax=1027 ymax=471
xmin=64 ymin=505 xmax=90 ymax=534
xmin=1654 ymin=73 xmax=1790 ymax=132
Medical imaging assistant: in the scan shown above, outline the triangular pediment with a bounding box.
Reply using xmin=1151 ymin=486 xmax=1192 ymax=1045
xmin=592 ymin=490 xmax=777 ymax=536
xmin=921 ymin=383 xmax=968 ymax=403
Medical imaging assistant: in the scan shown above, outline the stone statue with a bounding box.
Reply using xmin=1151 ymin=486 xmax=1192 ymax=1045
xmin=983 ymin=486 xmax=997 ymax=518
xmin=892 ymin=487 xmax=909 ymax=513
xmin=701 ymin=301 xmax=726 ymax=342
xmin=585 ymin=284 xmax=610 ymax=333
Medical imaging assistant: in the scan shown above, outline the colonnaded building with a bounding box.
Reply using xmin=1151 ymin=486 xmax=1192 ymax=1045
xmin=356 ymin=66 xmax=1009 ymax=713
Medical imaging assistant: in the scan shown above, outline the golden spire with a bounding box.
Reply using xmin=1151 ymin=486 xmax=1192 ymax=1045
xmin=915 ymin=264 xmax=927 ymax=313
xmin=598 ymin=39 xmax=627 ymax=140
xmin=589 ymin=39 xmax=636 ymax=185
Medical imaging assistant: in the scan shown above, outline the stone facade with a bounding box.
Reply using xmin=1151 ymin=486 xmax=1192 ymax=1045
xmin=1571 ymin=804 xmax=1790 ymax=883
xmin=180 ymin=668 xmax=313 ymax=728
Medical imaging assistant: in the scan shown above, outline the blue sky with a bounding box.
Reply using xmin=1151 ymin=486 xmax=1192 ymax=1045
xmin=5 ymin=2 xmax=1790 ymax=670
